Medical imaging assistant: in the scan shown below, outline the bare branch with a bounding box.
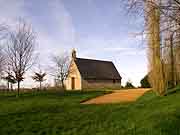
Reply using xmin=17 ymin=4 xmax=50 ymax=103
xmin=50 ymin=53 xmax=70 ymax=88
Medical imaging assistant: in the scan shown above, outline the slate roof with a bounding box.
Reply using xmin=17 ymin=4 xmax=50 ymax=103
xmin=74 ymin=58 xmax=121 ymax=80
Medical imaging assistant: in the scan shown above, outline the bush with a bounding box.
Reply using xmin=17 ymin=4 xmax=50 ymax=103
xmin=140 ymin=75 xmax=151 ymax=88
xmin=125 ymin=80 xmax=135 ymax=88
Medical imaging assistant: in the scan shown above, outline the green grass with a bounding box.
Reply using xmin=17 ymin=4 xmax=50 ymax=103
xmin=0 ymin=87 xmax=180 ymax=135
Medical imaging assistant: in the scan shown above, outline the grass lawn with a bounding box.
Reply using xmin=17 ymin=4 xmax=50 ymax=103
xmin=0 ymin=87 xmax=180 ymax=135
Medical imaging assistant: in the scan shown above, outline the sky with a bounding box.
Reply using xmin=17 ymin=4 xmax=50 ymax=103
xmin=0 ymin=0 xmax=148 ymax=87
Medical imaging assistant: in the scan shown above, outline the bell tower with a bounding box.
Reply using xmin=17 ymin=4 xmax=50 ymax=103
xmin=72 ymin=48 xmax=76 ymax=60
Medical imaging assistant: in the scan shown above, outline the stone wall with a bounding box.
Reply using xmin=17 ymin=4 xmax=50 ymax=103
xmin=82 ymin=79 xmax=121 ymax=89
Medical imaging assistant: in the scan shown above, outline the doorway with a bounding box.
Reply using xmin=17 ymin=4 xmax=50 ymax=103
xmin=71 ymin=77 xmax=75 ymax=90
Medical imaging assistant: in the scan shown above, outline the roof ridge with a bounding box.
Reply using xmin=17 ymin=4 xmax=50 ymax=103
xmin=76 ymin=57 xmax=112 ymax=63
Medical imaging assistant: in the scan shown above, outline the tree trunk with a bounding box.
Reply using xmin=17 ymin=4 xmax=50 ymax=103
xmin=17 ymin=81 xmax=20 ymax=96
xmin=61 ymin=79 xmax=65 ymax=89
xmin=40 ymin=81 xmax=42 ymax=90
xmin=10 ymin=83 xmax=13 ymax=91
xmin=170 ymin=33 xmax=175 ymax=88
xmin=7 ymin=81 xmax=9 ymax=92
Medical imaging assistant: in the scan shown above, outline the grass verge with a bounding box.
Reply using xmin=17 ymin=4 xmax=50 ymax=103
xmin=0 ymin=87 xmax=180 ymax=135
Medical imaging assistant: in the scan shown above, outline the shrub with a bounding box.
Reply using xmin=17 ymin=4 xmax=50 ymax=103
xmin=140 ymin=75 xmax=151 ymax=88
xmin=125 ymin=80 xmax=135 ymax=88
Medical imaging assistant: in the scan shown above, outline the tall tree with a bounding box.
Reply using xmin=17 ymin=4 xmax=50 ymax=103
xmin=6 ymin=20 xmax=36 ymax=96
xmin=146 ymin=0 xmax=167 ymax=95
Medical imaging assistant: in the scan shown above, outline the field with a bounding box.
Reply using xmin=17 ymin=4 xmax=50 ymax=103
xmin=0 ymin=87 xmax=180 ymax=135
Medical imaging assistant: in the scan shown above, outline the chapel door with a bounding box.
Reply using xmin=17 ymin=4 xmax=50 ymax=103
xmin=71 ymin=77 xmax=75 ymax=90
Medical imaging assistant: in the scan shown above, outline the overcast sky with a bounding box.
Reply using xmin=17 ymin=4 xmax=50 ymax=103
xmin=0 ymin=0 xmax=148 ymax=87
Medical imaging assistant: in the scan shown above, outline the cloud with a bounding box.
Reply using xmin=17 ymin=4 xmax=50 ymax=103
xmin=0 ymin=0 xmax=25 ymax=25
xmin=11 ymin=0 xmax=76 ymax=63
xmin=75 ymin=35 xmax=146 ymax=60
xmin=104 ymin=47 xmax=134 ymax=51
xmin=50 ymin=0 xmax=76 ymax=44
xmin=104 ymin=47 xmax=146 ymax=56
xmin=0 ymin=0 xmax=76 ymax=50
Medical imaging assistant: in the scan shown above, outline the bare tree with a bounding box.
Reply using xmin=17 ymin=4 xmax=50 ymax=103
xmin=6 ymin=20 xmax=36 ymax=95
xmin=51 ymin=53 xmax=70 ymax=89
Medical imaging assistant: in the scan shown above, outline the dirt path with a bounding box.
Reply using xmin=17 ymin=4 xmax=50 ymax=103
xmin=82 ymin=88 xmax=151 ymax=104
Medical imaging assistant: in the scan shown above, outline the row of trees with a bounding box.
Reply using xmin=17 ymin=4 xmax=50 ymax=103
xmin=125 ymin=0 xmax=180 ymax=95
xmin=0 ymin=20 xmax=70 ymax=96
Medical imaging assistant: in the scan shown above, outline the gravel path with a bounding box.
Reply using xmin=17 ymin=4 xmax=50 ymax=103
xmin=82 ymin=88 xmax=151 ymax=104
